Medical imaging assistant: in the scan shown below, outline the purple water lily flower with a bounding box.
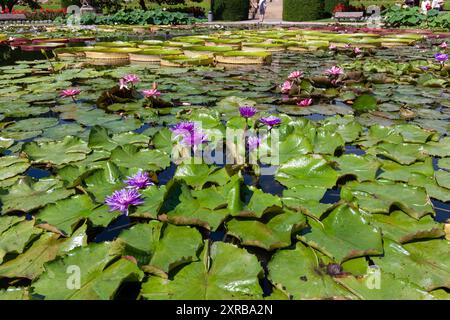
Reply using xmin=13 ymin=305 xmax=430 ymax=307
xmin=170 ymin=121 xmax=196 ymax=139
xmin=124 ymin=170 xmax=153 ymax=189
xmin=181 ymin=130 xmax=208 ymax=150
xmin=247 ymin=136 xmax=261 ymax=151
xmin=435 ymin=53 xmax=449 ymax=64
xmin=260 ymin=116 xmax=281 ymax=128
xmin=239 ymin=106 xmax=257 ymax=118
xmin=105 ymin=188 xmax=144 ymax=215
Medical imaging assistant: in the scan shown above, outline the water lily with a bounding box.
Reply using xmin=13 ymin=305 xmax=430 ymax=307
xmin=328 ymin=44 xmax=337 ymax=50
xmin=181 ymin=130 xmax=208 ymax=151
xmin=119 ymin=78 xmax=129 ymax=90
xmin=354 ymin=47 xmax=362 ymax=55
xmin=239 ymin=106 xmax=257 ymax=118
xmin=439 ymin=41 xmax=448 ymax=49
xmin=124 ymin=170 xmax=153 ymax=189
xmin=260 ymin=116 xmax=281 ymax=128
xmin=247 ymin=136 xmax=261 ymax=151
xmin=325 ymin=66 xmax=344 ymax=76
xmin=142 ymin=89 xmax=161 ymax=98
xmin=297 ymin=98 xmax=313 ymax=107
xmin=123 ymin=74 xmax=140 ymax=84
xmin=60 ymin=88 xmax=81 ymax=103
xmin=280 ymin=81 xmax=292 ymax=94
xmin=105 ymin=188 xmax=144 ymax=215
xmin=345 ymin=43 xmax=352 ymax=49
xmin=435 ymin=53 xmax=449 ymax=64
xmin=170 ymin=121 xmax=196 ymax=139
xmin=288 ymin=70 xmax=303 ymax=81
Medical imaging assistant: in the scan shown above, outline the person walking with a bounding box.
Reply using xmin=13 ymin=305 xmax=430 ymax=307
xmin=431 ymin=0 xmax=444 ymax=10
xmin=258 ymin=0 xmax=268 ymax=22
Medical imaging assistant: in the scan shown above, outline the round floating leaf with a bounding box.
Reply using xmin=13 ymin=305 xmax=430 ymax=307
xmin=140 ymin=242 xmax=263 ymax=300
xmin=299 ymin=204 xmax=383 ymax=263
xmin=0 ymin=156 xmax=30 ymax=181
xmin=23 ymin=136 xmax=91 ymax=165
xmin=372 ymin=238 xmax=450 ymax=291
xmin=268 ymin=242 xmax=356 ymax=300
xmin=32 ymin=242 xmax=143 ymax=300
xmin=275 ymin=155 xmax=339 ymax=189
xmin=341 ymin=180 xmax=435 ymax=219
xmin=110 ymin=145 xmax=170 ymax=172
xmin=352 ymin=94 xmax=378 ymax=112
xmin=0 ymin=177 xmax=75 ymax=214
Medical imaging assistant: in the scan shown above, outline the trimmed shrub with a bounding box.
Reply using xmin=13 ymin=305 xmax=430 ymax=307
xmin=213 ymin=0 xmax=249 ymax=21
xmin=283 ymin=0 xmax=325 ymax=22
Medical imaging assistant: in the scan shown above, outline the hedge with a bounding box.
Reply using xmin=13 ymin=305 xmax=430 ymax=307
xmin=283 ymin=0 xmax=324 ymax=22
xmin=213 ymin=0 xmax=249 ymax=21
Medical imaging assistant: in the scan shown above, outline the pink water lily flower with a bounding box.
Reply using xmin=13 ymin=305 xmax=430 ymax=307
xmin=288 ymin=70 xmax=303 ymax=80
xmin=280 ymin=81 xmax=292 ymax=94
xmin=354 ymin=47 xmax=362 ymax=55
xmin=325 ymin=66 xmax=344 ymax=76
xmin=119 ymin=78 xmax=129 ymax=90
xmin=329 ymin=44 xmax=337 ymax=50
xmin=123 ymin=74 xmax=140 ymax=84
xmin=439 ymin=42 xmax=448 ymax=49
xmin=60 ymin=88 xmax=81 ymax=103
xmin=142 ymin=89 xmax=161 ymax=98
xmin=60 ymin=88 xmax=81 ymax=98
xmin=297 ymin=98 xmax=313 ymax=107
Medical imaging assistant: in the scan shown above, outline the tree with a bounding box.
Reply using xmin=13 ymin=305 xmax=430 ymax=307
xmin=0 ymin=0 xmax=40 ymax=12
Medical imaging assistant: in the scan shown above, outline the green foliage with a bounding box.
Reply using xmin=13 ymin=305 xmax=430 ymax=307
xmin=212 ymin=0 xmax=249 ymax=21
xmin=283 ymin=0 xmax=324 ymax=22
xmin=79 ymin=9 xmax=199 ymax=25
xmin=383 ymin=6 xmax=450 ymax=30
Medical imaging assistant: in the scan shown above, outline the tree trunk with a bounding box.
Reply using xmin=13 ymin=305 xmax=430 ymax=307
xmin=7 ymin=0 xmax=18 ymax=13
xmin=139 ymin=0 xmax=147 ymax=10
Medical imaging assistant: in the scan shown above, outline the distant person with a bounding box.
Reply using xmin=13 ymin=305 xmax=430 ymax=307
xmin=432 ymin=0 xmax=444 ymax=10
xmin=404 ymin=0 xmax=415 ymax=7
xmin=250 ymin=0 xmax=259 ymax=19
xmin=421 ymin=0 xmax=432 ymax=13
xmin=258 ymin=0 xmax=268 ymax=22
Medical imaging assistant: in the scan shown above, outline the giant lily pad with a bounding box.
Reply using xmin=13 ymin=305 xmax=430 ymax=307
xmin=140 ymin=242 xmax=263 ymax=300
xmin=299 ymin=204 xmax=383 ymax=263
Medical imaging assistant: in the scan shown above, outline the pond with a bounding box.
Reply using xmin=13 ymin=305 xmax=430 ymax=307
xmin=0 ymin=25 xmax=449 ymax=300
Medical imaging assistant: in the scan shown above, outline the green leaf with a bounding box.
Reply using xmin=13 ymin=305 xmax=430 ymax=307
xmin=353 ymin=94 xmax=377 ymax=112
xmin=0 ymin=156 xmax=30 ymax=181
xmin=372 ymin=238 xmax=450 ymax=291
xmin=0 ymin=217 xmax=41 ymax=263
xmin=299 ymin=204 xmax=383 ymax=263
xmin=341 ymin=180 xmax=434 ymax=219
xmin=23 ymin=136 xmax=91 ymax=165
xmin=367 ymin=210 xmax=444 ymax=243
xmin=32 ymin=242 xmax=143 ymax=300
xmin=174 ymin=163 xmax=230 ymax=190
xmin=367 ymin=142 xmax=426 ymax=165
xmin=0 ymin=287 xmax=29 ymax=300
xmin=119 ymin=221 xmax=203 ymax=277
xmin=226 ymin=211 xmax=307 ymax=251
xmin=335 ymin=271 xmax=435 ymax=300
xmin=332 ymin=154 xmax=380 ymax=182
xmin=243 ymin=187 xmax=282 ymax=218
xmin=0 ymin=177 xmax=75 ymax=214
xmin=275 ymin=155 xmax=339 ymax=189
xmin=268 ymin=242 xmax=356 ymax=300
xmin=110 ymin=145 xmax=170 ymax=171
xmin=140 ymin=242 xmax=263 ymax=300
xmin=36 ymin=195 xmax=103 ymax=236
xmin=133 ymin=185 xmax=167 ymax=219
xmin=0 ymin=232 xmax=62 ymax=279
